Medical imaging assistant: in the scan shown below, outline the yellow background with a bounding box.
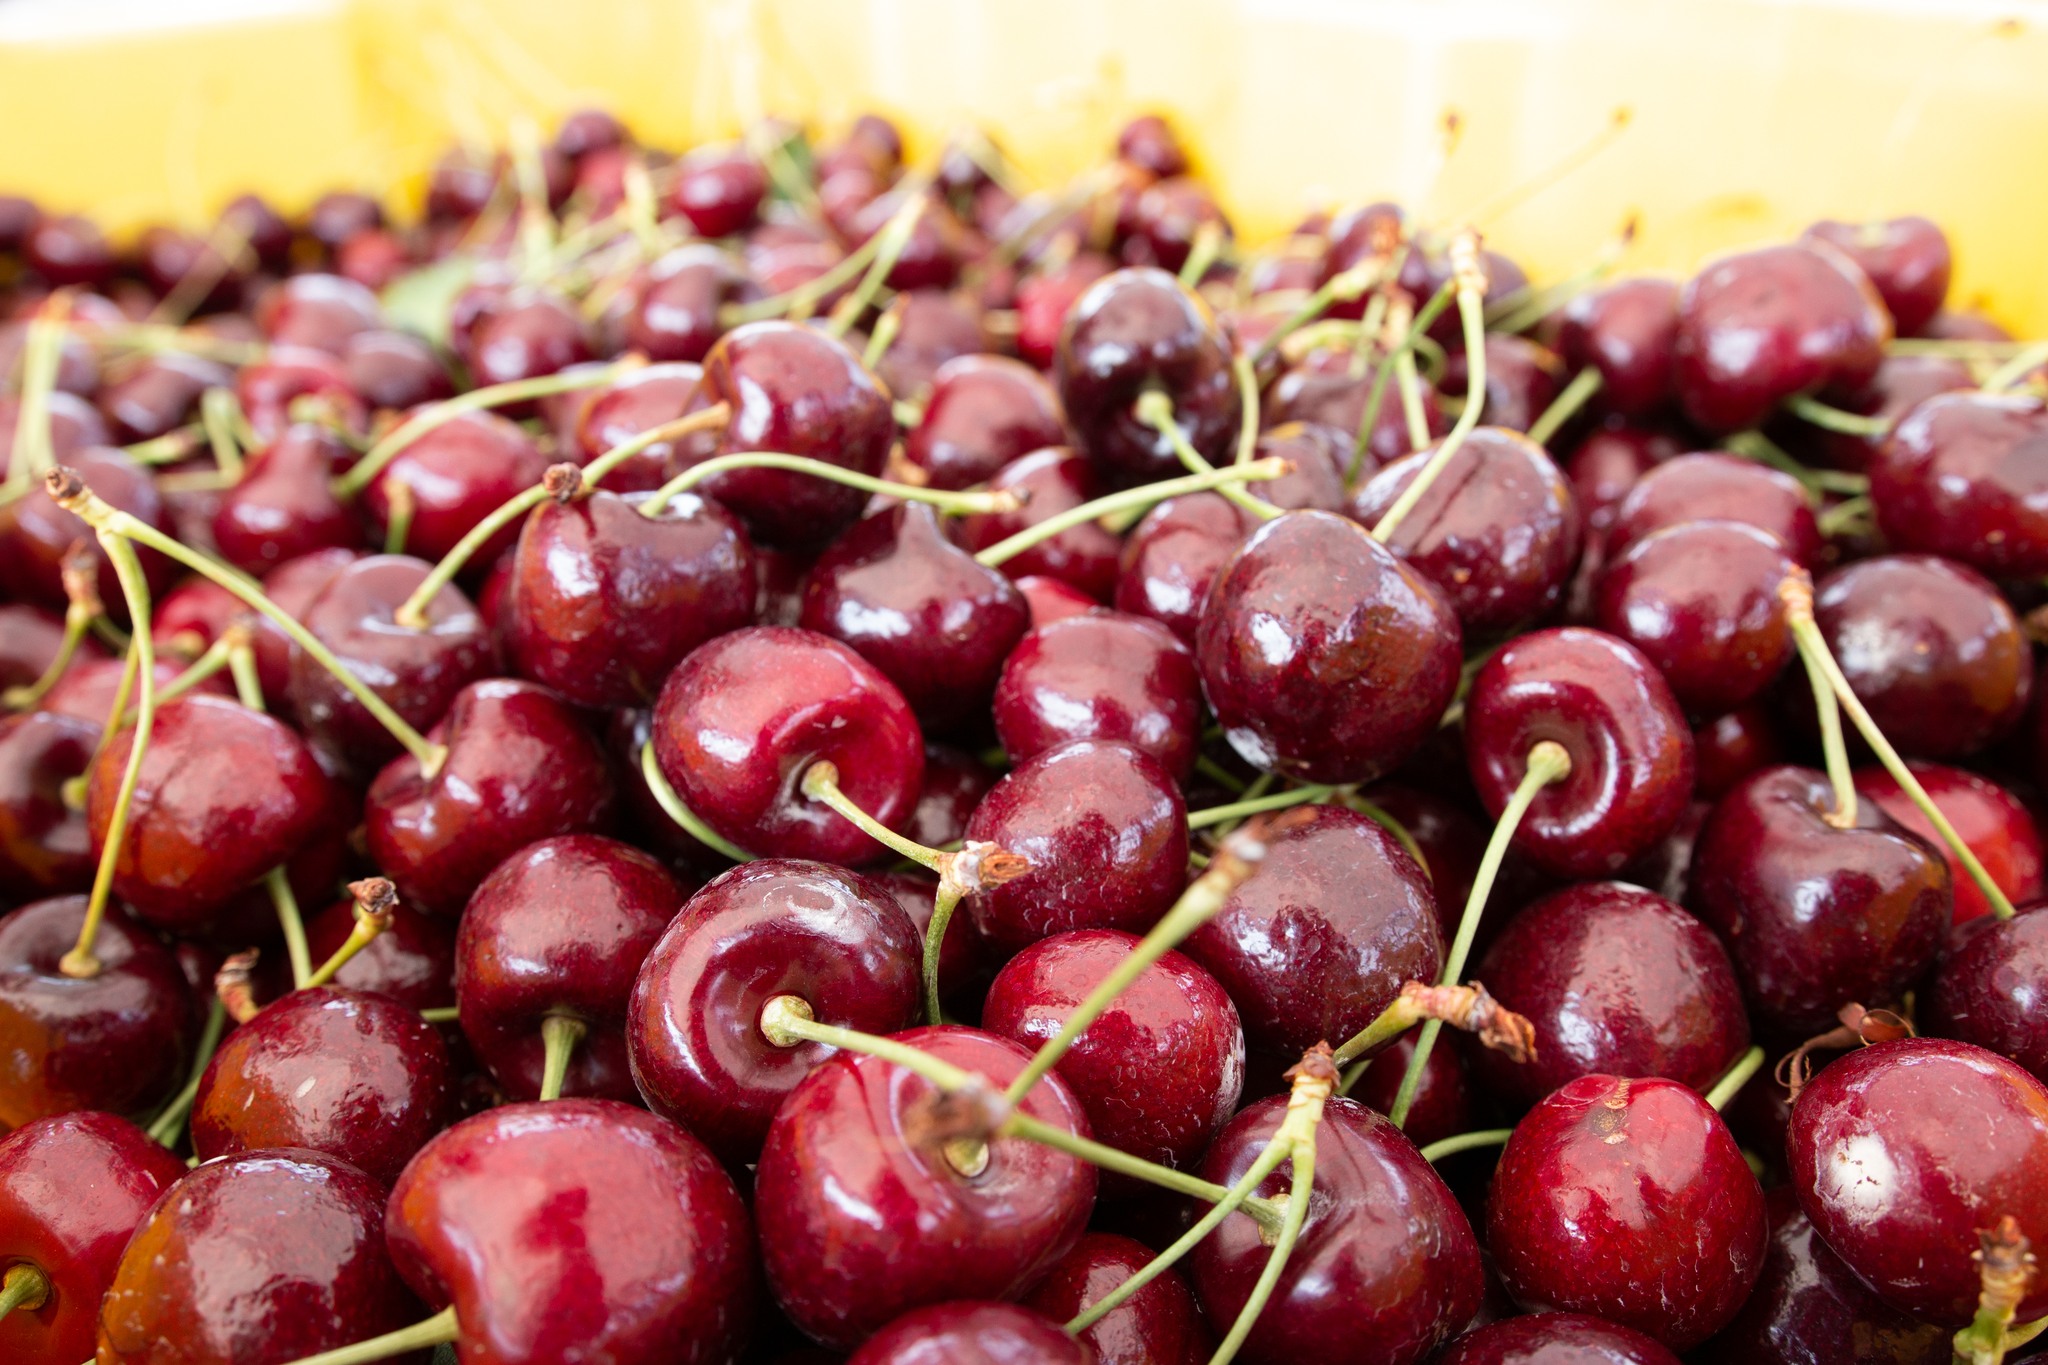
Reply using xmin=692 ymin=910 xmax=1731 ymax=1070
xmin=2 ymin=0 xmax=2045 ymax=330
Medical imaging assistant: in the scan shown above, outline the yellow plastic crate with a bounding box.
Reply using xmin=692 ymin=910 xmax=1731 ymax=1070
xmin=2 ymin=0 xmax=2046 ymax=330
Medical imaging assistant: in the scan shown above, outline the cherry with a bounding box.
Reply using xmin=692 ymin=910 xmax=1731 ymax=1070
xmin=1015 ymin=252 xmax=1115 ymax=371
xmin=992 ymin=610 xmax=1201 ymax=783
xmin=1437 ymin=1312 xmax=1684 ymax=1365
xmin=86 ymin=694 xmax=342 ymax=932
xmin=368 ymin=678 xmax=615 ymax=916
xmin=1556 ymin=277 xmax=1681 ymax=419
xmin=1055 ymin=267 xmax=1239 ymax=482
xmin=256 ymin=273 xmax=383 ymax=354
xmin=1198 ymin=510 xmax=1462 ymax=783
xmin=963 ymin=738 xmax=1188 ymax=955
xmin=1672 ymin=242 xmax=1890 ymax=433
xmin=1113 ymin=493 xmax=1251 ymax=644
xmin=288 ymin=554 xmax=493 ymax=774
xmin=362 ymin=408 xmax=551 ymax=566
xmin=1802 ymin=216 xmax=1951 ymax=336
xmin=1787 ymin=1037 xmax=2048 ymax=1327
xmin=305 ymin=190 xmax=384 ymax=252
xmin=1018 ymin=574 xmax=1100 ymax=628
xmin=1022 ymin=1231 xmax=1216 ymax=1365
xmin=137 ymin=227 xmax=251 ymax=313
xmin=1439 ymin=335 xmax=1565 ymax=435
xmin=1694 ymin=703 xmax=1786 ymax=801
xmin=0 ymin=446 xmax=174 ymax=617
xmin=1605 ymin=451 xmax=1823 ymax=566
xmin=37 ymin=657 xmax=215 ymax=726
xmin=211 ymin=423 xmax=360 ymax=575
xmin=96 ymin=351 xmax=232 ymax=443
xmin=220 ymin=192 xmax=293 ymax=270
xmin=0 ymin=711 xmax=97 ymax=898
xmin=984 ymin=928 xmax=1244 ymax=1182
xmin=1117 ymin=114 xmax=1190 ymax=179
xmin=191 ymin=985 xmax=456 ymax=1185
xmin=958 ymin=447 xmax=1123 ymax=601
xmin=99 ymin=1149 xmax=423 ymax=1363
xmin=343 ymin=330 xmax=454 ymax=411
xmin=567 ymin=361 xmax=706 ymax=490
xmin=754 ymin=1024 xmax=1096 ymax=1348
xmin=669 ymin=147 xmax=769 ymax=237
xmin=0 ymin=605 xmax=85 ymax=694
xmin=1927 ymin=906 xmax=2048 ymax=1086
xmin=249 ymin=547 xmax=360 ymax=715
xmin=1593 ymin=519 xmax=1797 ymax=718
xmin=1796 ymin=352 xmax=1973 ymax=473
xmin=847 ymin=1302 xmax=1091 ymax=1364
xmin=1182 ymin=804 xmax=1440 ymax=1065
xmin=627 ymin=857 xmax=921 ymax=1164
xmin=1856 ymin=762 xmax=2042 ymax=925
xmin=335 ymin=229 xmax=415 ymax=292
xmin=905 ymin=744 xmax=997 ymax=850
xmin=798 ymin=502 xmax=1031 ymax=734
xmin=903 ymin=356 xmax=1068 ymax=491
xmin=1688 ymin=765 xmax=1949 ymax=1035
xmin=623 ymin=247 xmax=754 ymax=366
xmin=273 ymin=890 xmax=455 ymax=1012
xmin=1472 ymin=881 xmax=1749 ymax=1106
xmin=452 ymin=284 xmax=593 ymax=393
xmin=1344 ymin=1028 xmax=1473 ymax=1147
xmin=652 ymin=626 xmax=924 ymax=864
xmin=0 ymin=1112 xmax=187 ymax=1365
xmin=1348 ymin=428 xmax=1581 ymax=632
xmin=871 ymin=291 xmax=990 ymax=403
xmin=876 ymin=867 xmax=991 ymax=1016
xmin=1870 ymin=390 xmax=2048 ymax=579
xmin=1810 ymin=554 xmax=2031 ymax=759
xmin=237 ymin=346 xmax=367 ymax=442
xmin=1191 ymin=1093 xmax=1483 ymax=1364
xmin=22 ymin=215 xmax=115 ymax=288
xmin=0 ymin=390 xmax=109 ymax=472
xmin=688 ymin=320 xmax=894 ymax=548
xmin=504 ymin=482 xmax=754 ymax=709
xmin=1465 ymin=627 xmax=1694 ymax=878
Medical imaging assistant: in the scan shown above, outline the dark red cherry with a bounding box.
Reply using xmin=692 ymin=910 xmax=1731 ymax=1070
xmin=848 ymin=1302 xmax=1090 ymax=1364
xmin=624 ymin=246 xmax=756 ymax=366
xmin=1673 ymin=242 xmax=1891 ymax=433
xmin=1798 ymin=352 xmax=1974 ymax=473
xmin=668 ymin=147 xmax=769 ymax=238
xmin=1439 ymin=1312 xmax=1683 ymax=1365
xmin=1116 ymin=114 xmax=1190 ymax=179
xmin=1018 ymin=574 xmax=1100 ymax=628
xmin=505 ymin=485 xmax=754 ymax=709
xmin=1114 ymin=493 xmax=1250 ymax=645
xmin=1606 ymin=451 xmax=1822 ymax=566
xmin=280 ymin=891 xmax=455 ymax=1012
xmin=191 ymin=986 xmax=456 ymax=1185
xmin=289 ymin=554 xmax=494 ymax=774
xmin=904 ymin=355 xmax=1069 ymax=491
xmin=255 ymin=273 xmax=382 ymax=354
xmin=1055 ymin=267 xmax=1239 ymax=481
xmin=1473 ymin=881 xmax=1749 ymax=1106
xmin=1694 ymin=703 xmax=1786 ymax=802
xmin=98 ymin=1149 xmax=423 ymax=1365
xmin=906 ymin=743 xmax=997 ymax=850
xmin=1439 ymin=335 xmax=1565 ymax=435
xmin=798 ymin=502 xmax=1031 ymax=734
xmin=1594 ymin=519 xmax=1796 ymax=718
xmin=22 ymin=216 xmax=115 ymax=288
xmin=1870 ymin=390 xmax=2048 ymax=579
xmin=1812 ymin=554 xmax=2031 ymax=759
xmin=565 ymin=361 xmax=702 ymax=491
xmin=984 ymin=928 xmax=1244 ymax=1180
xmin=552 ymin=107 xmax=625 ymax=160
xmin=627 ymin=858 xmax=920 ymax=1163
xmin=1858 ymin=763 xmax=2042 ymax=925
xmin=343 ymin=330 xmax=453 ymax=412
xmin=754 ymin=1024 xmax=1095 ymax=1348
xmin=1191 ymin=1094 xmax=1484 ymax=1365
xmin=1265 ymin=345 xmax=1446 ymax=473
xmin=1123 ymin=178 xmax=1232 ymax=275
xmin=96 ymin=351 xmax=232 ymax=443
xmin=237 ymin=345 xmax=367 ymax=442
xmin=86 ymin=694 xmax=341 ymax=931
xmin=0 ymin=1112 xmax=188 ymax=1365
xmin=1023 ymin=1231 xmax=1214 ymax=1365
xmin=1688 ymin=765 xmax=1950 ymax=1035
xmin=1489 ymin=1074 xmax=1765 ymax=1349
xmin=455 ymin=835 xmax=682 ymax=1101
xmin=392 ymin=1097 xmax=753 ymax=1363
xmin=688 ymin=320 xmax=894 ymax=548
xmin=363 ymin=408 xmax=550 ymax=565
xmin=1345 ymin=1027 xmax=1473 ymax=1147
xmin=137 ymin=227 xmax=251 ymax=313
xmin=304 ymin=190 xmax=384 ymax=252
xmin=1348 ymin=428 xmax=1581 ymax=632
xmin=1787 ymin=1037 xmax=2048 ymax=1327
xmin=871 ymin=290 xmax=989 ymax=403
xmin=1198 ymin=510 xmax=1462 ymax=784
xmin=957 ymin=447 xmax=1122 ymax=601
xmin=1926 ymin=905 xmax=2048 ymax=1085
xmin=221 ymin=192 xmax=293 ymax=270
xmin=1355 ymin=782 xmax=1490 ymax=943
xmin=0 ymin=447 xmax=174 ymax=617
xmin=652 ymin=626 xmax=924 ymax=864
xmin=0 ymin=390 xmax=109 ymax=474
xmin=454 ymin=285 xmax=593 ymax=392
xmin=963 ymin=738 xmax=1188 ymax=956
xmin=993 ymin=611 xmax=1202 ymax=783
xmin=367 ymin=680 xmax=617 ymax=917
xmin=0 ymin=605 xmax=84 ymax=694
xmin=877 ymin=868 xmax=991 ymax=1015
xmin=37 ymin=657 xmax=215 ymax=727
xmin=211 ymin=423 xmax=360 ymax=575
xmin=1557 ymin=277 xmax=1681 ymax=419
xmin=1466 ymin=627 xmax=1695 ymax=878
xmin=243 ymin=547 xmax=358 ymax=713
xmin=335 ymin=229 xmax=415 ymax=292
xmin=1183 ymin=804 xmax=1440 ymax=1065
xmin=0 ymin=711 xmax=96 ymax=899
xmin=1697 ymin=1185 xmax=1950 ymax=1365
xmin=1803 ymin=216 xmax=1951 ymax=336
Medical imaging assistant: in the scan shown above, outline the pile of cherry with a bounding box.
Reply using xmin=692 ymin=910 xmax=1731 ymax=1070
xmin=1 ymin=105 xmax=2046 ymax=1365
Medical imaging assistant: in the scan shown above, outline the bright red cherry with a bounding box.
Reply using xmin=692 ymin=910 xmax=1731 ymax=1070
xmin=363 ymin=408 xmax=551 ymax=566
xmin=1870 ymin=391 xmax=2048 ymax=578
xmin=1856 ymin=763 xmax=2042 ymax=925
xmin=1926 ymin=905 xmax=2048 ymax=1086
xmin=847 ymin=1302 xmax=1093 ymax=1364
xmin=992 ymin=611 xmax=1202 ymax=783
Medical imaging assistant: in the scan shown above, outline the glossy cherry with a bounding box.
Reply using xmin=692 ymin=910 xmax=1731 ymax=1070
xmin=870 ymin=290 xmax=990 ymax=402
xmin=905 ymin=743 xmax=997 ymax=851
xmin=256 ymin=273 xmax=383 ymax=354
xmin=98 ymin=1149 xmax=423 ymax=1364
xmin=0 ymin=446 xmax=174 ymax=617
xmin=1797 ymin=351 xmax=1974 ymax=472
xmin=1022 ymin=1231 xmax=1215 ymax=1365
xmin=1605 ymin=451 xmax=1823 ymax=566
xmin=962 ymin=738 xmax=1188 ymax=956
xmin=624 ymin=248 xmax=756 ymax=366
xmin=1198 ymin=510 xmax=1462 ymax=784
xmin=848 ymin=1302 xmax=1092 ymax=1365
xmin=343 ymin=330 xmax=453 ymax=411
xmin=1113 ymin=493 xmax=1251 ymax=644
xmin=1688 ymin=765 xmax=1950 ymax=1036
xmin=1438 ymin=1312 xmax=1683 ymax=1365
xmin=0 ymin=711 xmax=97 ymax=898
xmin=1858 ymin=762 xmax=2043 ymax=925
xmin=904 ymin=355 xmax=1069 ymax=491
xmin=210 ymin=424 xmax=361 ymax=575
xmin=669 ymin=147 xmax=768 ymax=236
xmin=237 ymin=346 xmax=367 ymax=442
xmin=1344 ymin=1028 xmax=1474 ymax=1147
xmin=387 ymin=1098 xmax=756 ymax=1365
xmin=1190 ymin=1094 xmax=1484 ymax=1365
xmin=1803 ymin=216 xmax=1951 ymax=336
xmin=1870 ymin=391 xmax=2048 ymax=577
xmin=1557 ymin=277 xmax=1681 ymax=419
xmin=455 ymin=834 xmax=683 ymax=1101
xmin=1265 ymin=346 xmax=1446 ymax=473
xmin=754 ymin=1024 xmax=1096 ymax=1348
xmin=363 ymin=408 xmax=551 ymax=566
xmin=367 ymin=678 xmax=615 ymax=914
xmin=1787 ymin=1037 xmax=2048 ymax=1327
xmin=96 ymin=351 xmax=232 ymax=444
xmin=1693 ymin=703 xmax=1786 ymax=801
xmin=627 ymin=857 xmax=921 ymax=1164
xmin=1926 ymin=906 xmax=2048 ymax=1085
xmin=269 ymin=891 xmax=455 ymax=1012
xmin=0 ymin=605 xmax=82 ymax=695
xmin=958 ymin=447 xmax=1123 ymax=602
xmin=992 ymin=610 xmax=1202 ymax=783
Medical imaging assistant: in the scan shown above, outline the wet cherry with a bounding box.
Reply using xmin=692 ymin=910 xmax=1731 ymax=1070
xmin=992 ymin=610 xmax=1202 ymax=783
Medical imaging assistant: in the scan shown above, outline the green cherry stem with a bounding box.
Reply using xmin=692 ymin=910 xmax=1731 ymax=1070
xmin=1785 ymin=577 xmax=2016 ymax=920
xmin=724 ymin=195 xmax=921 ymax=328
xmin=199 ymin=386 xmax=248 ymax=484
xmin=638 ymin=450 xmax=1016 ymax=521
xmin=419 ymin=1005 xmax=460 ymax=1025
xmin=922 ymin=883 xmax=963 ymax=1026
xmin=800 ymin=759 xmax=948 ymax=870
xmin=1134 ymin=390 xmax=1280 ymax=522
xmin=1232 ymin=352 xmax=1262 ymax=466
xmin=1371 ymin=233 xmax=1488 ymax=544
xmin=1420 ymin=1128 xmax=1513 ymax=1163
xmin=0 ymin=1261 xmax=51 ymax=1321
xmin=304 ymin=878 xmax=397 ymax=990
xmin=975 ymin=458 xmax=1290 ymax=570
xmin=2 ymin=542 xmax=100 ymax=711
xmin=538 ymin=1014 xmax=587 ymax=1102
xmin=1 ymin=294 xmax=69 ymax=502
xmin=1346 ymin=280 xmax=1454 ymax=485
xmin=1387 ymin=740 xmax=1572 ymax=1127
xmin=1176 ymin=221 xmax=1226 ymax=288
xmin=1332 ymin=979 xmax=1536 ymax=1075
xmin=1782 ymin=392 xmax=1892 ymax=439
xmin=1525 ymin=365 xmax=1604 ymax=448
xmin=145 ymin=997 xmax=227 ymax=1148
xmin=638 ymin=739 xmax=755 ymax=862
xmin=826 ymin=188 xmax=929 ymax=337
xmin=1248 ymin=260 xmax=1383 ymax=366
xmin=1186 ymin=783 xmax=1337 ymax=831
xmin=226 ymin=636 xmax=264 ymax=713
xmin=1703 ymin=1045 xmax=1766 ymax=1112
xmin=862 ymin=301 xmax=904 ymax=370
xmin=332 ymin=359 xmax=642 ymax=501
xmin=267 ymin=867 xmax=312 ymax=990
xmin=273 ymin=1306 xmax=460 ymax=1365
xmin=1982 ymin=341 xmax=2048 ymax=393
xmin=59 ymin=532 xmax=159 ymax=980
xmin=1782 ymin=576 xmax=1858 ymax=829
xmin=46 ymin=469 xmax=449 ymax=778
xmin=1724 ymin=430 xmax=1870 ymax=498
